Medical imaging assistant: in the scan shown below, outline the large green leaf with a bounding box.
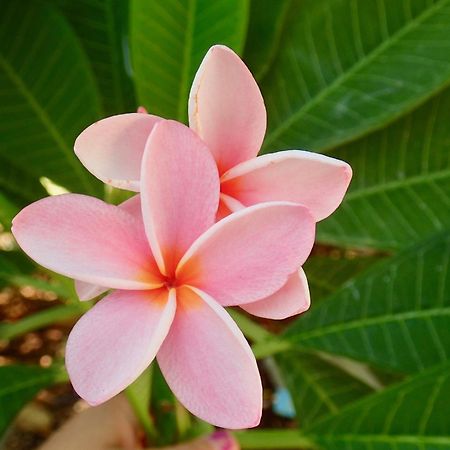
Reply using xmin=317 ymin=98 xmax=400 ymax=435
xmin=0 ymin=364 xmax=68 ymax=437
xmin=318 ymin=86 xmax=450 ymax=250
xmin=130 ymin=0 xmax=249 ymax=122
xmin=277 ymin=351 xmax=374 ymax=428
xmin=284 ymin=231 xmax=450 ymax=373
xmin=243 ymin=0 xmax=290 ymax=80
xmin=306 ymin=362 xmax=450 ymax=449
xmin=55 ymin=0 xmax=136 ymax=115
xmin=0 ymin=1 xmax=102 ymax=195
xmin=237 ymin=363 xmax=450 ymax=448
xmin=304 ymin=252 xmax=382 ymax=301
xmin=261 ymin=0 xmax=450 ymax=153
xmin=0 ymin=155 xmax=47 ymax=226
xmin=0 ymin=251 xmax=34 ymax=274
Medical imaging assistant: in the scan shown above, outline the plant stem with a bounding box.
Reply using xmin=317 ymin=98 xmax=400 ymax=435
xmin=174 ymin=400 xmax=191 ymax=439
xmin=125 ymin=366 xmax=158 ymax=444
xmin=252 ymin=338 xmax=293 ymax=359
xmin=229 ymin=310 xmax=293 ymax=359
xmin=228 ymin=309 xmax=273 ymax=342
xmin=235 ymin=429 xmax=318 ymax=449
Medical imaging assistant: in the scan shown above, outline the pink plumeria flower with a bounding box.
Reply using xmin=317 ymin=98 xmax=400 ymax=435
xmin=12 ymin=120 xmax=315 ymax=429
xmin=74 ymin=45 xmax=351 ymax=320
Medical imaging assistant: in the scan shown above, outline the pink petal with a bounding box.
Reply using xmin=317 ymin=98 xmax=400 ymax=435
xmin=216 ymin=194 xmax=244 ymax=221
xmin=221 ymin=150 xmax=352 ymax=221
xmin=74 ymin=195 xmax=144 ymax=301
xmin=241 ymin=269 xmax=310 ymax=320
xmin=74 ymin=280 xmax=106 ymax=301
xmin=118 ymin=194 xmax=142 ymax=217
xmin=141 ymin=120 xmax=220 ymax=276
xmin=12 ymin=194 xmax=162 ymax=290
xmin=177 ymin=202 xmax=315 ymax=306
xmin=74 ymin=113 xmax=162 ymax=191
xmin=188 ymin=45 xmax=266 ymax=175
xmin=66 ymin=289 xmax=176 ymax=405
xmin=157 ymin=287 xmax=262 ymax=429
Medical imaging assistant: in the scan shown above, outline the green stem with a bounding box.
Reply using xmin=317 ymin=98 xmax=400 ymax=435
xmin=125 ymin=366 xmax=158 ymax=444
xmin=229 ymin=310 xmax=293 ymax=359
xmin=174 ymin=400 xmax=191 ymax=439
xmin=228 ymin=309 xmax=273 ymax=342
xmin=252 ymin=338 xmax=293 ymax=359
xmin=235 ymin=429 xmax=317 ymax=449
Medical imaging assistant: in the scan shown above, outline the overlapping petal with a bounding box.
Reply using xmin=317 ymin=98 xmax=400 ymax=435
xmin=221 ymin=151 xmax=352 ymax=221
xmin=74 ymin=113 xmax=162 ymax=191
xmin=188 ymin=45 xmax=266 ymax=174
xmin=141 ymin=120 xmax=220 ymax=275
xmin=74 ymin=195 xmax=143 ymax=301
xmin=177 ymin=202 xmax=315 ymax=306
xmin=66 ymin=289 xmax=176 ymax=406
xmin=157 ymin=287 xmax=261 ymax=429
xmin=12 ymin=194 xmax=161 ymax=290
xmin=241 ymin=269 xmax=310 ymax=320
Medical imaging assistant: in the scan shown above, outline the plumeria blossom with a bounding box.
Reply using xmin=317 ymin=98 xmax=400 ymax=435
xmin=12 ymin=120 xmax=316 ymax=428
xmin=74 ymin=45 xmax=351 ymax=320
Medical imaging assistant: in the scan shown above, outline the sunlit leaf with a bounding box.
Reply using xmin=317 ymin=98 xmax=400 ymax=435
xmin=318 ymin=86 xmax=450 ymax=250
xmin=261 ymin=0 xmax=450 ymax=153
xmin=306 ymin=362 xmax=450 ymax=449
xmin=284 ymin=231 xmax=450 ymax=373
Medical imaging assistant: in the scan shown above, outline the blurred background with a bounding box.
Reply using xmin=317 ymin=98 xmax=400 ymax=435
xmin=0 ymin=0 xmax=449 ymax=449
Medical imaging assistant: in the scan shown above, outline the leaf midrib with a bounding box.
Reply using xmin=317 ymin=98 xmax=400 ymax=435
xmin=264 ymin=0 xmax=449 ymax=149
xmin=290 ymin=306 xmax=450 ymax=343
xmin=177 ymin=0 xmax=197 ymax=123
xmin=105 ymin=0 xmax=124 ymax=111
xmin=309 ymin=434 xmax=450 ymax=444
xmin=346 ymin=167 xmax=450 ymax=201
xmin=0 ymin=54 xmax=95 ymax=194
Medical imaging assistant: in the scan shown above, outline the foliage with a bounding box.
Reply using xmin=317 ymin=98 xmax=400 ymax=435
xmin=0 ymin=0 xmax=449 ymax=448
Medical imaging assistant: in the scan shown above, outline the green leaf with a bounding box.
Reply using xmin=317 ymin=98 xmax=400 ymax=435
xmin=284 ymin=231 xmax=450 ymax=373
xmin=130 ymin=0 xmax=249 ymax=122
xmin=277 ymin=351 xmax=375 ymax=428
xmin=0 ymin=1 xmax=102 ymax=195
xmin=317 ymin=85 xmax=450 ymax=250
xmin=126 ymin=366 xmax=157 ymax=443
xmin=0 ymin=251 xmax=35 ymax=287
xmin=306 ymin=362 xmax=450 ymax=449
xmin=0 ymin=364 xmax=68 ymax=437
xmin=304 ymin=252 xmax=382 ymax=301
xmin=0 ymin=156 xmax=46 ymax=226
xmin=55 ymin=0 xmax=136 ymax=115
xmin=261 ymin=0 xmax=450 ymax=153
xmin=243 ymin=0 xmax=290 ymax=80
xmin=151 ymin=362 xmax=178 ymax=446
